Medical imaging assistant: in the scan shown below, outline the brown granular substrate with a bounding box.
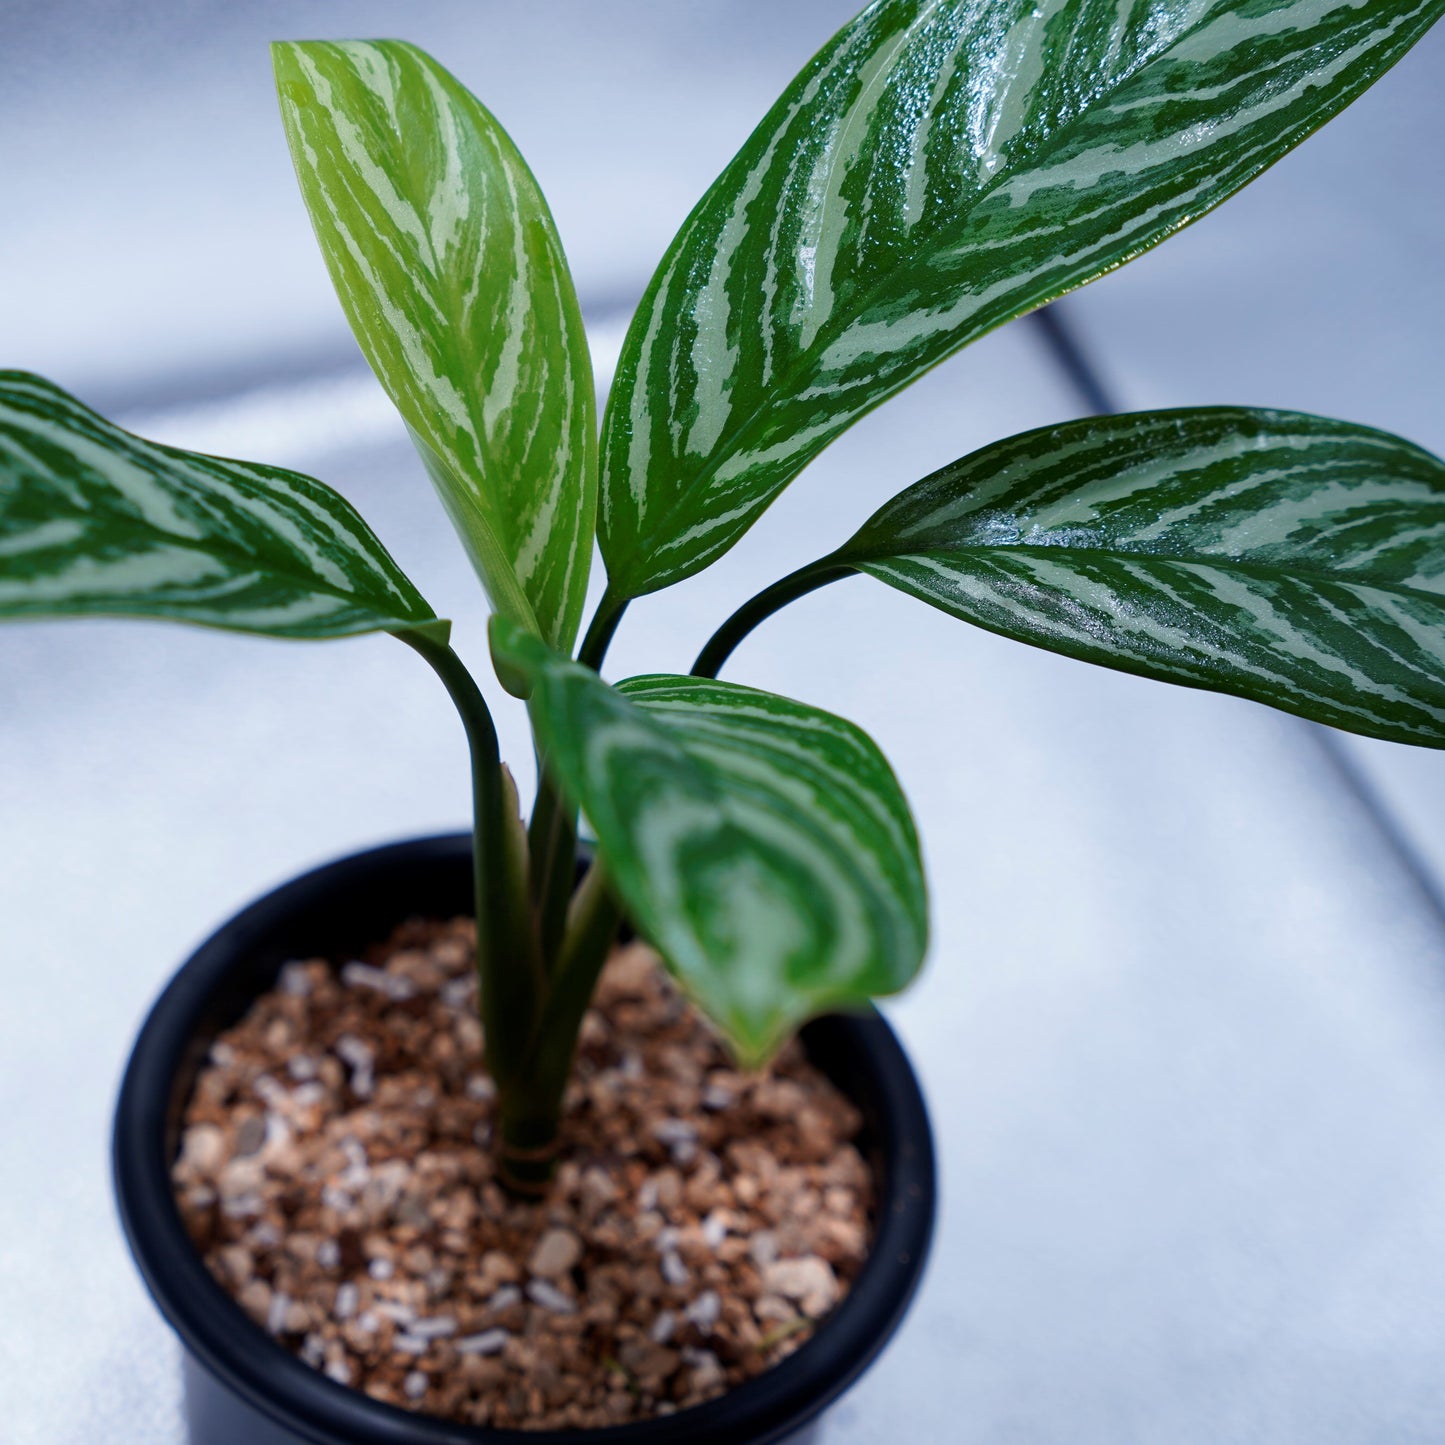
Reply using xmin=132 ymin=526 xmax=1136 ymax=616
xmin=173 ymin=916 xmax=873 ymax=1431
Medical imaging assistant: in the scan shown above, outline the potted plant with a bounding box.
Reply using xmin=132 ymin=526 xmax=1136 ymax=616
xmin=4 ymin=0 xmax=1445 ymax=1438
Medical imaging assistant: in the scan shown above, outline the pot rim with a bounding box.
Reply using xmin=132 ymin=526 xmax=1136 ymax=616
xmin=113 ymin=832 xmax=936 ymax=1445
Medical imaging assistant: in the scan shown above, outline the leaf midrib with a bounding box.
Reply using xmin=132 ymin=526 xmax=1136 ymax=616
xmin=392 ymin=59 xmax=518 ymax=552
xmin=20 ymin=448 xmax=425 ymax=626
xmin=293 ymin=46 xmax=522 ymax=562
xmin=869 ymin=540 xmax=1445 ymax=609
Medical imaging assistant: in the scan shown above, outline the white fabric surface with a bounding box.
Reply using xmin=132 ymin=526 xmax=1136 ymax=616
xmin=3 ymin=5 xmax=1445 ymax=1439
xmin=5 ymin=322 xmax=1445 ymax=1442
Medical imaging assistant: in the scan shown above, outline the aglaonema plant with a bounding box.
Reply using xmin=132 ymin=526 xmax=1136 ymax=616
xmin=3 ymin=0 xmax=1444 ymax=1195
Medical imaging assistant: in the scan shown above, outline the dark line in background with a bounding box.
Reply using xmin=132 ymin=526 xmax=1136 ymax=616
xmin=1029 ymin=303 xmax=1120 ymax=415
xmin=1306 ymin=725 xmax=1445 ymax=926
xmin=1030 ymin=298 xmax=1445 ymax=932
xmin=94 ymin=299 xmax=646 ymax=420
xmin=87 ymin=339 xmax=370 ymax=419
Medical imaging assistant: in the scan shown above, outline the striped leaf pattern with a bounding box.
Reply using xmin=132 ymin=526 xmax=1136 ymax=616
xmin=834 ymin=408 xmax=1445 ymax=745
xmin=0 ymin=371 xmax=444 ymax=642
xmin=490 ymin=619 xmax=927 ymax=1063
xmin=599 ymin=0 xmax=1443 ymax=600
xmin=275 ymin=40 xmax=595 ymax=649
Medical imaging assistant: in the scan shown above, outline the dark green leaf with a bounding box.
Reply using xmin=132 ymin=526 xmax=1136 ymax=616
xmin=837 ymin=408 xmax=1445 ymax=746
xmin=490 ymin=618 xmax=928 ymax=1063
xmin=599 ymin=0 xmax=1442 ymax=600
xmin=0 ymin=371 xmax=445 ymax=642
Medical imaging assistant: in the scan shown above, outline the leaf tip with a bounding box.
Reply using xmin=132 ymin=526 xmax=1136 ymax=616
xmin=269 ymin=38 xmax=306 ymax=80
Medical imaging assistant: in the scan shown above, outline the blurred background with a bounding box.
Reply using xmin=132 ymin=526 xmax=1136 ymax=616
xmin=3 ymin=3 xmax=1445 ymax=1440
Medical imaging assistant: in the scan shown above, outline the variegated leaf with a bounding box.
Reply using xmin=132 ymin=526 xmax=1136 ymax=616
xmin=490 ymin=618 xmax=927 ymax=1063
xmin=835 ymin=408 xmax=1445 ymax=745
xmin=274 ymin=40 xmax=595 ymax=650
xmin=600 ymin=0 xmax=1443 ymax=600
xmin=0 ymin=371 xmax=445 ymax=642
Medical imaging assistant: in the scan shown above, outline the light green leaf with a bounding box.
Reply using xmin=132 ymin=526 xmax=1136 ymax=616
xmin=490 ymin=618 xmax=927 ymax=1063
xmin=274 ymin=39 xmax=595 ymax=650
xmin=0 ymin=371 xmax=445 ymax=643
xmin=599 ymin=0 xmax=1443 ymax=601
xmin=835 ymin=408 xmax=1445 ymax=746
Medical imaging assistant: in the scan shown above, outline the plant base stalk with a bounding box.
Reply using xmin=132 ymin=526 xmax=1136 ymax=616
xmin=494 ymin=1109 xmax=565 ymax=1196
xmin=495 ymin=858 xmax=625 ymax=1194
xmin=397 ymin=631 xmax=542 ymax=1094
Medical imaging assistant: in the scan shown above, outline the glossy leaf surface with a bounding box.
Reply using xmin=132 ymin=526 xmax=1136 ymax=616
xmin=599 ymin=0 xmax=1443 ymax=600
xmin=275 ymin=40 xmax=595 ymax=649
xmin=491 ymin=619 xmax=927 ymax=1063
xmin=0 ymin=372 xmax=444 ymax=642
xmin=837 ymin=408 xmax=1445 ymax=746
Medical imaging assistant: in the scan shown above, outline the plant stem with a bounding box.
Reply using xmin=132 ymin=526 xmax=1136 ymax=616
xmin=397 ymin=630 xmax=542 ymax=1094
xmin=577 ymin=585 xmax=629 ymax=673
xmin=527 ymin=757 xmax=578 ymax=973
xmin=496 ymin=859 xmax=626 ymax=1193
xmin=528 ymin=583 xmax=626 ymax=987
xmin=690 ymin=559 xmax=854 ymax=680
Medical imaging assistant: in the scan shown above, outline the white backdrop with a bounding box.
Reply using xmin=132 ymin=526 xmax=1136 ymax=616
xmin=2 ymin=6 xmax=1444 ymax=1441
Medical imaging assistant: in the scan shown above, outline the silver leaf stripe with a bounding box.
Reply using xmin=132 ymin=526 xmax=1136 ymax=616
xmin=0 ymin=372 xmax=442 ymax=641
xmin=275 ymin=40 xmax=595 ymax=649
xmin=492 ymin=621 xmax=927 ymax=1062
xmin=600 ymin=0 xmax=1443 ymax=599
xmin=840 ymin=408 xmax=1445 ymax=746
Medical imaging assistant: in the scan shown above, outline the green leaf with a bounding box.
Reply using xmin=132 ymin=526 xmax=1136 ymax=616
xmin=274 ymin=39 xmax=595 ymax=650
xmin=599 ymin=0 xmax=1443 ymax=601
xmin=835 ymin=407 xmax=1445 ymax=746
xmin=489 ymin=618 xmax=927 ymax=1063
xmin=0 ymin=371 xmax=445 ymax=643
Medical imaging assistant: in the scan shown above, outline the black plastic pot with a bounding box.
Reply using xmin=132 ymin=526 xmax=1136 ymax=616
xmin=114 ymin=833 xmax=936 ymax=1445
